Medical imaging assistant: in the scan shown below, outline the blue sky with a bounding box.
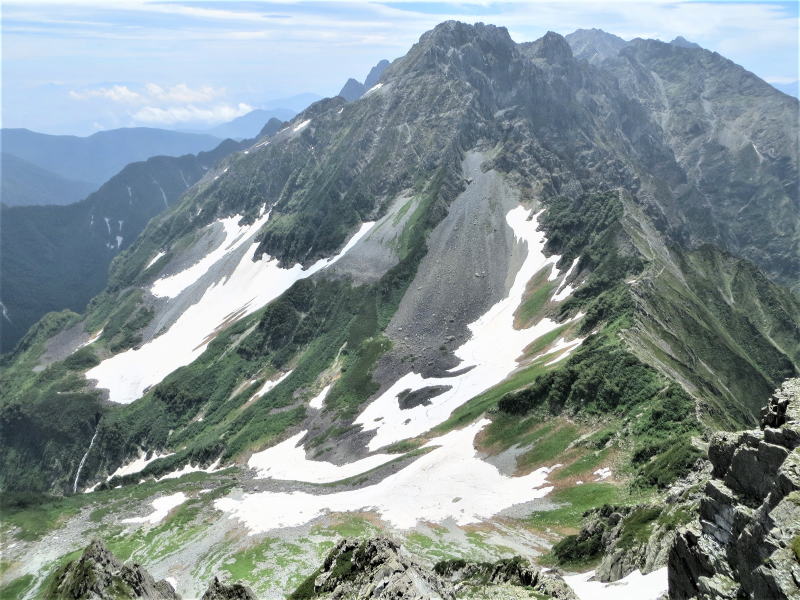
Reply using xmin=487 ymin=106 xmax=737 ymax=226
xmin=2 ymin=0 xmax=797 ymax=135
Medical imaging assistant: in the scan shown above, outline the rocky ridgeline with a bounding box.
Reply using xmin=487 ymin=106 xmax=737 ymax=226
xmin=47 ymin=540 xmax=180 ymax=600
xmin=669 ymin=378 xmax=800 ymax=599
xmin=49 ymin=537 xmax=577 ymax=600
xmin=294 ymin=537 xmax=576 ymax=600
xmin=47 ymin=540 xmax=257 ymax=600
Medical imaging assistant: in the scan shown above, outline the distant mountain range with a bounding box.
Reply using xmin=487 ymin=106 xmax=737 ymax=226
xmin=1 ymin=152 xmax=96 ymax=207
xmin=0 ymin=139 xmax=246 ymax=352
xmin=1 ymin=127 xmax=222 ymax=188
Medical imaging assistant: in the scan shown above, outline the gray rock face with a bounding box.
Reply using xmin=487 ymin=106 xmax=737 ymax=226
xmin=200 ymin=576 xmax=257 ymax=600
xmin=298 ymin=537 xmax=578 ymax=600
xmin=566 ymin=31 xmax=800 ymax=291
xmin=434 ymin=557 xmax=577 ymax=599
xmin=668 ymin=379 xmax=800 ymax=599
xmin=47 ymin=539 xmax=180 ymax=600
xmin=310 ymin=537 xmax=455 ymax=599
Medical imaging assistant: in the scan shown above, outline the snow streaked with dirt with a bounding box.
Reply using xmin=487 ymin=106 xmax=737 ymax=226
xmin=78 ymin=329 xmax=103 ymax=349
xmin=157 ymin=458 xmax=223 ymax=481
xmin=308 ymin=384 xmax=331 ymax=409
xmin=121 ymin=492 xmax=187 ymax=525
xmin=151 ymin=211 xmax=271 ymax=299
xmin=86 ymin=219 xmax=375 ymax=404
xmin=564 ymin=567 xmax=667 ymax=600
xmin=247 ymin=431 xmax=395 ymax=484
xmin=542 ymin=336 xmax=585 ymax=366
xmin=106 ymin=450 xmax=176 ymax=481
xmin=292 ymin=119 xmax=311 ymax=132
xmin=552 ymin=257 xmax=580 ymax=302
xmin=216 ymin=419 xmax=555 ymax=532
xmin=355 ymin=207 xmax=574 ymax=451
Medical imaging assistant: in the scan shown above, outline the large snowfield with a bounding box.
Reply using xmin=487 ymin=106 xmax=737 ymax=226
xmin=215 ymin=418 xmax=556 ymax=532
xmin=86 ymin=214 xmax=374 ymax=404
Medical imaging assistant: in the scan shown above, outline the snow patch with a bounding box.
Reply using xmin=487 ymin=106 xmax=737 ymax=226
xmin=151 ymin=210 xmax=270 ymax=299
xmin=541 ymin=336 xmax=585 ymax=366
xmin=308 ymin=384 xmax=331 ymax=409
xmin=364 ymin=83 xmax=384 ymax=96
xmin=355 ymin=207 xmax=572 ymax=450
xmin=146 ymin=251 xmax=166 ymax=270
xmin=552 ymin=257 xmax=580 ymax=302
xmin=116 ymin=235 xmax=123 ymax=248
xmin=121 ymin=492 xmax=187 ymax=525
xmin=157 ymin=458 xmax=222 ymax=481
xmin=253 ymin=370 xmax=293 ymax=398
xmin=87 ymin=219 xmax=375 ymax=404
xmin=78 ymin=329 xmax=103 ymax=349
xmin=153 ymin=179 xmax=168 ymax=208
xmin=73 ymin=427 xmax=99 ymax=493
xmin=564 ymin=567 xmax=667 ymax=600
xmin=103 ymin=217 xmax=111 ymax=235
xmin=216 ymin=419 xmax=555 ymax=532
xmin=248 ymin=431 xmax=394 ymax=484
xmin=107 ymin=450 xmax=175 ymax=481
xmin=293 ymin=119 xmax=311 ymax=132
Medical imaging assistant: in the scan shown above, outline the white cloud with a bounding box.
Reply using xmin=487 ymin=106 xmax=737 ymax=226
xmin=70 ymin=82 xmax=226 ymax=105
xmin=69 ymin=84 xmax=142 ymax=103
xmin=143 ymin=83 xmax=225 ymax=104
xmin=131 ymin=102 xmax=253 ymax=125
xmin=67 ymin=82 xmax=240 ymax=126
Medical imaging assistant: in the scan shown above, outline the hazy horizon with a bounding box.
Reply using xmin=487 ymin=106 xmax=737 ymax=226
xmin=3 ymin=0 xmax=798 ymax=136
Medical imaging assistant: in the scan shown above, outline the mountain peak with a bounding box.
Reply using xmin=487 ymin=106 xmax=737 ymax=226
xmin=528 ymin=30 xmax=574 ymax=62
xmin=364 ymin=59 xmax=390 ymax=89
xmin=337 ymin=59 xmax=390 ymax=102
xmin=417 ymin=20 xmax=515 ymax=53
xmin=565 ymin=28 xmax=627 ymax=63
xmin=670 ymin=35 xmax=701 ymax=49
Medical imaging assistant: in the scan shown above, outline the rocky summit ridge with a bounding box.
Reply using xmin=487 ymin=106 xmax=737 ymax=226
xmin=669 ymin=378 xmax=800 ymax=599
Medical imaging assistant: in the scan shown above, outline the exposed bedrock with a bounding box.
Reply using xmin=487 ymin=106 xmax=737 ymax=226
xmin=668 ymin=378 xmax=800 ymax=599
xmin=294 ymin=536 xmax=577 ymax=600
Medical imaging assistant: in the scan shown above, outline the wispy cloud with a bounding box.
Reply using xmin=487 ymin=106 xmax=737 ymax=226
xmin=69 ymin=84 xmax=143 ymax=103
xmin=132 ymin=102 xmax=253 ymax=125
xmin=68 ymin=82 xmax=241 ymax=125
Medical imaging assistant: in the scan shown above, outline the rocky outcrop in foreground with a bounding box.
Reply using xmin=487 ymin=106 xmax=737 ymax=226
xmin=668 ymin=379 xmax=800 ymax=599
xmin=291 ymin=537 xmax=576 ymax=599
xmin=46 ymin=540 xmax=257 ymax=600
xmin=46 ymin=539 xmax=179 ymax=599
xmin=434 ymin=556 xmax=577 ymax=599
xmin=201 ymin=576 xmax=257 ymax=600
